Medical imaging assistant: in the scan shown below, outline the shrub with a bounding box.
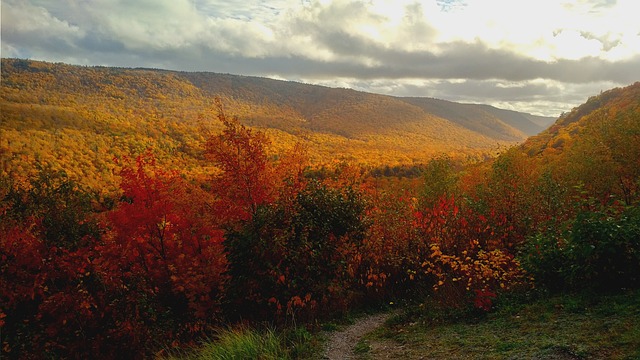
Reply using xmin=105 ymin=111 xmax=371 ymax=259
xmin=223 ymin=180 xmax=369 ymax=322
xmin=567 ymin=207 xmax=640 ymax=290
xmin=520 ymin=206 xmax=640 ymax=292
xmin=0 ymin=157 xmax=229 ymax=359
xmin=97 ymin=154 xmax=228 ymax=352
xmin=519 ymin=231 xmax=570 ymax=292
xmin=1 ymin=170 xmax=107 ymax=358
xmin=424 ymin=242 xmax=530 ymax=310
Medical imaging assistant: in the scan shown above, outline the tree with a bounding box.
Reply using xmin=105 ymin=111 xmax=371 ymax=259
xmin=420 ymin=155 xmax=457 ymax=208
xmin=99 ymin=152 xmax=227 ymax=349
xmin=205 ymin=99 xmax=275 ymax=225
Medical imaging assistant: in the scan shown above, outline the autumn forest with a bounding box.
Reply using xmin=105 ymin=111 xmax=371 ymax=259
xmin=1 ymin=59 xmax=639 ymax=359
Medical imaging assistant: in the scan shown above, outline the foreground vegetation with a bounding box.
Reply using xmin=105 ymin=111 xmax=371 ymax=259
xmin=1 ymin=80 xmax=638 ymax=359
xmin=167 ymin=289 xmax=640 ymax=360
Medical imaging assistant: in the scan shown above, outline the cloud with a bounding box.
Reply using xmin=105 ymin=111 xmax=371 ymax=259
xmin=313 ymin=78 xmax=619 ymax=116
xmin=79 ymin=0 xmax=208 ymax=50
xmin=190 ymin=42 xmax=639 ymax=85
xmin=2 ymin=0 xmax=639 ymax=116
xmin=194 ymin=0 xmax=291 ymax=21
xmin=1 ymin=0 xmax=84 ymax=58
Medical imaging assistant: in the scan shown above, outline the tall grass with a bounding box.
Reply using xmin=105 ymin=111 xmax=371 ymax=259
xmin=167 ymin=326 xmax=313 ymax=360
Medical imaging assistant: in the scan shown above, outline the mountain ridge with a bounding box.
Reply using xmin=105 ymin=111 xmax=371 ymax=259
xmin=179 ymin=70 xmax=554 ymax=140
xmin=1 ymin=58 xmax=555 ymax=190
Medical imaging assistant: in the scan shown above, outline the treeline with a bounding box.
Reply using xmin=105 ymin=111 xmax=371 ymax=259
xmin=2 ymin=83 xmax=640 ymax=359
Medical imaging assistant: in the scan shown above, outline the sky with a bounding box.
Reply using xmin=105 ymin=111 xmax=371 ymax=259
xmin=2 ymin=0 xmax=639 ymax=116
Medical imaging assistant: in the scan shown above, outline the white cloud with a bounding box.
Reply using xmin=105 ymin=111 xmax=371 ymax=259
xmin=82 ymin=0 xmax=208 ymax=50
xmin=550 ymin=29 xmax=602 ymax=60
xmin=429 ymin=0 xmax=640 ymax=62
xmin=202 ymin=17 xmax=276 ymax=57
xmin=2 ymin=0 xmax=85 ymax=55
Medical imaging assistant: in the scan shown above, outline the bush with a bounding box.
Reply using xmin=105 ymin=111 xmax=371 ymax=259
xmin=567 ymin=207 xmax=640 ymax=290
xmin=0 ymin=157 xmax=229 ymax=359
xmin=520 ymin=206 xmax=640 ymax=292
xmin=223 ymin=180 xmax=369 ymax=322
xmin=424 ymin=243 xmax=530 ymax=311
xmin=519 ymin=231 xmax=570 ymax=292
xmin=96 ymin=155 xmax=228 ymax=353
xmin=1 ymin=170 xmax=107 ymax=358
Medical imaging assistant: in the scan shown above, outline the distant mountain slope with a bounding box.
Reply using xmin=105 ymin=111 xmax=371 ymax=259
xmin=181 ymin=72 xmax=555 ymax=141
xmin=1 ymin=58 xmax=554 ymax=190
xmin=179 ymin=72 xmax=543 ymax=142
xmin=478 ymin=105 xmax=555 ymax=135
xmin=401 ymin=97 xmax=554 ymax=140
xmin=522 ymin=113 xmax=557 ymax=128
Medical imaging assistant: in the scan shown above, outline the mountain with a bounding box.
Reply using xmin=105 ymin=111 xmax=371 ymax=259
xmin=1 ymin=58 xmax=554 ymax=191
xmin=180 ymin=72 xmax=554 ymax=141
xmin=401 ymin=97 xmax=553 ymax=140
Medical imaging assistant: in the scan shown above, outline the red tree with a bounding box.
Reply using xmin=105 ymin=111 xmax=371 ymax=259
xmin=97 ymin=153 xmax=227 ymax=351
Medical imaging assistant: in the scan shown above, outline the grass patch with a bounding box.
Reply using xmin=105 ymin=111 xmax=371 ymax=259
xmin=365 ymin=290 xmax=640 ymax=359
xmin=166 ymin=325 xmax=319 ymax=360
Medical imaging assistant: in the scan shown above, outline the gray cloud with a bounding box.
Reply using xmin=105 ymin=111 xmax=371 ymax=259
xmin=181 ymin=44 xmax=640 ymax=85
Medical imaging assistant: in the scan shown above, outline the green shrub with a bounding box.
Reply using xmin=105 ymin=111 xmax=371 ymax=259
xmin=567 ymin=206 xmax=640 ymax=290
xmin=223 ymin=180 xmax=369 ymax=321
xmin=520 ymin=206 xmax=640 ymax=292
xmin=519 ymin=231 xmax=570 ymax=292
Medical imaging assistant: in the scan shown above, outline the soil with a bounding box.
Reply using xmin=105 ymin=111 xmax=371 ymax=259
xmin=322 ymin=312 xmax=394 ymax=360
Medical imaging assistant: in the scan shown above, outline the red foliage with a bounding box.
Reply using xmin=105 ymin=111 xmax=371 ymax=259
xmin=1 ymin=153 xmax=229 ymax=358
xmin=361 ymin=190 xmax=419 ymax=297
xmin=1 ymin=222 xmax=109 ymax=357
xmin=473 ymin=289 xmax=497 ymax=311
xmin=1 ymin=226 xmax=46 ymax=314
xmin=97 ymin=153 xmax=227 ymax=342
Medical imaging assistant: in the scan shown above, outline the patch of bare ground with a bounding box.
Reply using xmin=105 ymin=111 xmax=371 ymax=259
xmin=323 ymin=312 xmax=394 ymax=360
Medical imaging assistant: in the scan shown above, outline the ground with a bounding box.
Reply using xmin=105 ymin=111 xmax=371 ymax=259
xmin=318 ymin=291 xmax=640 ymax=360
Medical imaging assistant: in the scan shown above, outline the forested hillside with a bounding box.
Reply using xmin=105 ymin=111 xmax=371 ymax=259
xmin=402 ymin=97 xmax=551 ymax=140
xmin=519 ymin=81 xmax=640 ymax=205
xmin=1 ymin=59 xmax=553 ymax=192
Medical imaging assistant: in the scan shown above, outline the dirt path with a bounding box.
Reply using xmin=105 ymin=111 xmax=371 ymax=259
xmin=323 ymin=311 xmax=394 ymax=360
